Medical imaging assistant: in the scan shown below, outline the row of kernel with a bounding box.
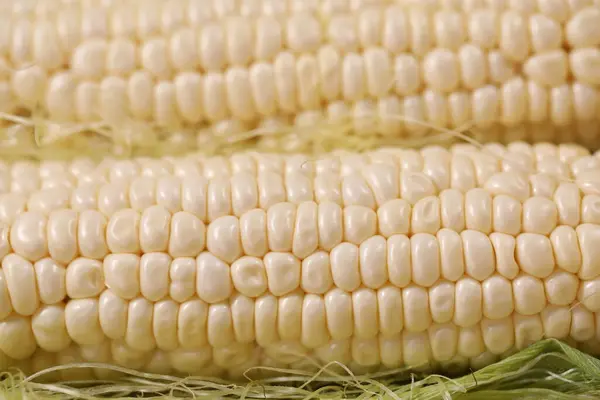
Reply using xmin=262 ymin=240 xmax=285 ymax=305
xmin=0 ymin=141 xmax=593 ymax=195
xmin=11 ymin=3 xmax=600 ymax=68
xmin=10 ymin=159 xmax=598 ymax=218
xmin=1 ymin=175 xmax=599 ymax=258
xmin=0 ymin=336 xmax=497 ymax=380
xmin=14 ymin=2 xmax=599 ymax=64
xmin=11 ymin=0 xmax=399 ymax=52
xmin=8 ymin=286 xmax=599 ymax=371
xmin=18 ymin=65 xmax=599 ymax=131
xmin=1 ymin=222 xmax=597 ymax=322
xmin=2 ymin=185 xmax=599 ymax=263
xmin=7 ymin=329 xmax=600 ymax=381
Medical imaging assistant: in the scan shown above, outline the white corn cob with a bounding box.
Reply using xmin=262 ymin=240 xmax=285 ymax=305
xmin=0 ymin=0 xmax=600 ymax=154
xmin=0 ymin=142 xmax=600 ymax=379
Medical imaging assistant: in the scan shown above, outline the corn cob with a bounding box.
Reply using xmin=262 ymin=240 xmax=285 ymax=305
xmin=0 ymin=142 xmax=599 ymax=379
xmin=0 ymin=0 xmax=599 ymax=155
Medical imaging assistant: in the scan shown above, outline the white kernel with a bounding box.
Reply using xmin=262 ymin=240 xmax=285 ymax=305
xmin=394 ymin=54 xmax=421 ymax=96
xmin=401 ymin=172 xmax=437 ymax=206
xmin=500 ymin=11 xmax=530 ymax=62
xmin=525 ymin=194 xmax=558 ymax=233
xmin=364 ymin=48 xmax=392 ymax=98
xmin=577 ymin=224 xmax=600 ymax=279
xmin=462 ymin=230 xmax=495 ymax=281
xmin=100 ymin=76 xmax=128 ymax=126
xmin=440 ymin=189 xmax=466 ymax=232
xmin=31 ymin=304 xmax=70 ymax=352
xmin=513 ymin=274 xmax=547 ymax=315
xmin=66 ymin=258 xmax=104 ymax=299
xmin=545 ymin=270 xmax=579 ymax=306
xmin=358 ymin=7 xmax=382 ymax=47
xmin=264 ymin=252 xmax=301 ymax=297
xmin=454 ymin=277 xmax=482 ymax=327
xmin=570 ymin=48 xmax=600 ymax=85
xmin=530 ymin=14 xmax=563 ymax=52
xmin=3 ymin=254 xmax=39 ymax=316
xmin=255 ymin=294 xmax=279 ymax=347
xmin=437 ymin=229 xmax=465 ymax=282
xmin=472 ymin=85 xmax=499 ymax=128
xmin=153 ymin=81 xmax=179 ymax=129
xmin=352 ymin=288 xmax=378 ymax=339
xmin=408 ymin=8 xmax=432 ymax=56
xmin=11 ymin=211 xmax=47 ymax=262
xmin=178 ymin=299 xmax=208 ymax=349
xmin=103 ymin=254 xmax=140 ymax=300
xmin=342 ymin=52 xmax=365 ymax=102
xmin=514 ymin=313 xmax=543 ymax=350
xmin=107 ymin=38 xmax=136 ymax=77
xmin=359 ymin=235 xmax=388 ymax=289
xmin=231 ymin=293 xmax=255 ymax=343
xmin=572 ymin=83 xmax=598 ymax=121
xmin=287 ymin=13 xmax=321 ymax=53
xmin=328 ymin=14 xmax=358 ymax=52
xmin=169 ymin=212 xmax=205 ymax=258
xmin=302 ymin=294 xmax=329 ymax=348
xmin=45 ymin=72 xmax=76 ymax=122
xmin=378 ymin=286 xmax=403 ymax=336
xmin=524 ymin=51 xmax=568 ymax=87
xmin=72 ymin=40 xmax=107 ymax=79
xmin=225 ymin=67 xmax=255 ymax=121
xmin=10 ymin=18 xmax=33 ymax=67
xmin=501 ymin=78 xmax=527 ymax=127
xmin=0 ymin=315 xmax=36 ymax=360
xmin=458 ymin=325 xmax=485 ymax=358
xmin=106 ymin=209 xmax=140 ymax=254
xmin=240 ymin=209 xmax=268 ymax=257
xmin=423 ymin=49 xmax=459 ymax=93
xmin=482 ymin=275 xmax=514 ymax=319
xmin=325 ymin=289 xmax=353 ymax=340
xmin=207 ymin=178 xmax=232 ymax=222
xmin=429 ymin=280 xmax=455 ymax=324
xmin=126 ymin=297 xmax=156 ymax=351
xmin=403 ymin=285 xmax=431 ymax=333
xmin=458 ymin=45 xmax=487 ymax=90
xmin=81 ymin=6 xmax=107 ymax=39
xmin=33 ymin=20 xmax=62 ymax=70
xmin=566 ymin=6 xmax=600 ymax=48
xmin=343 ymin=205 xmax=377 ymax=246
xmin=465 ymin=189 xmax=492 ymax=234
xmin=468 ymin=9 xmax=499 ymax=48
xmin=140 ymin=253 xmax=171 ymax=302
xmin=434 ymin=10 xmax=465 ymax=50
xmin=127 ymin=71 xmax=153 ymax=120
xmin=199 ymin=23 xmax=226 ymax=71
xmin=383 ymin=5 xmax=408 ymax=53
xmin=55 ymin=6 xmax=81 ymax=52
xmin=99 ymin=289 xmax=128 ymax=340
xmin=111 ymin=3 xmax=136 ymax=37
xmin=169 ymin=257 xmax=196 ymax=303
xmin=196 ymin=252 xmax=232 ymax=304
xmin=153 ymin=299 xmax=179 ymax=352
xmin=65 ymin=298 xmax=104 ymax=345
xmin=411 ymin=233 xmax=440 ymax=287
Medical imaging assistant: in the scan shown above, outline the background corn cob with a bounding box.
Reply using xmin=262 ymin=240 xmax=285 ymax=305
xmin=0 ymin=142 xmax=599 ymax=380
xmin=0 ymin=0 xmax=599 ymax=157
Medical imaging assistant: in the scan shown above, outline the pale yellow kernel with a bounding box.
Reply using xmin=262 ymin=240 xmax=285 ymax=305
xmin=513 ymin=274 xmax=547 ymax=315
xmin=524 ymin=51 xmax=568 ymax=87
xmin=566 ymin=6 xmax=600 ymax=48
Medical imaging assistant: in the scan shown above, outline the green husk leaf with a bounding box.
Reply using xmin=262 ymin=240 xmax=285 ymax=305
xmin=1 ymin=339 xmax=600 ymax=399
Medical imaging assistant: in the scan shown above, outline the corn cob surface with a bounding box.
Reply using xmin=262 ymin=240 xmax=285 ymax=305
xmin=0 ymin=0 xmax=599 ymax=157
xmin=0 ymin=142 xmax=598 ymax=380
